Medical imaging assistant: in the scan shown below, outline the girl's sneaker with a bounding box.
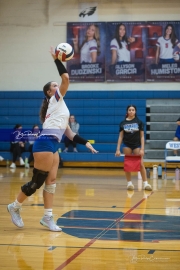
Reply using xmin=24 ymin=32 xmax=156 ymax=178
xmin=40 ymin=216 xmax=62 ymax=232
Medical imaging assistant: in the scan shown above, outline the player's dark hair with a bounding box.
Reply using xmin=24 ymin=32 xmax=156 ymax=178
xmin=115 ymin=23 xmax=129 ymax=49
xmin=31 ymin=125 xmax=40 ymax=137
xmin=164 ymin=24 xmax=177 ymax=48
xmin=69 ymin=114 xmax=77 ymax=128
xmin=125 ymin=105 xmax=137 ymax=118
xmin=14 ymin=124 xmax=22 ymax=130
xmin=32 ymin=124 xmax=39 ymax=130
xmin=39 ymin=81 xmax=52 ymax=123
xmin=80 ymin=24 xmax=101 ymax=56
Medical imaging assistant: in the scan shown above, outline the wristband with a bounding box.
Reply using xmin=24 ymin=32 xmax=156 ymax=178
xmin=54 ymin=59 xmax=67 ymax=76
xmin=73 ymin=134 xmax=88 ymax=145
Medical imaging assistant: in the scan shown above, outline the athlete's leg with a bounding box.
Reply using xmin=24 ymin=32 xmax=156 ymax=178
xmin=16 ymin=152 xmax=54 ymax=203
xmin=133 ymin=147 xmax=146 ymax=181
xmin=133 ymin=148 xmax=152 ymax=191
xmin=7 ymin=151 xmax=54 ymax=228
xmin=33 ymin=152 xmax=54 ymax=171
xmin=40 ymin=151 xmax=62 ymax=231
xmin=123 ymin=147 xmax=134 ymax=190
xmin=173 ymin=137 xmax=179 ymax=155
xmin=43 ymin=151 xmax=59 ymax=209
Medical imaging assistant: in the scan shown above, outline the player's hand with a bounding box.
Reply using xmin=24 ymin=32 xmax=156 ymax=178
xmin=173 ymin=52 xmax=180 ymax=61
xmin=19 ymin=142 xmax=24 ymax=147
xmin=139 ymin=149 xmax=144 ymax=157
xmin=85 ymin=142 xmax=98 ymax=153
xmin=115 ymin=150 xmax=121 ymax=157
xmin=128 ymin=37 xmax=135 ymax=43
xmin=50 ymin=46 xmax=57 ymax=60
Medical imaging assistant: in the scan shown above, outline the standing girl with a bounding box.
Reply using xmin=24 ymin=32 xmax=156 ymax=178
xmin=115 ymin=105 xmax=152 ymax=191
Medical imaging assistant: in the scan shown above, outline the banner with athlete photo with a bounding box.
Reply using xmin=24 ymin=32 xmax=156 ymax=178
xmin=146 ymin=21 xmax=180 ymax=82
xmin=106 ymin=21 xmax=146 ymax=82
xmin=66 ymin=22 xmax=106 ymax=82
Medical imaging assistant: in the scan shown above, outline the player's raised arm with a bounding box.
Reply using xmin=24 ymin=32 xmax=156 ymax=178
xmin=50 ymin=46 xmax=69 ymax=97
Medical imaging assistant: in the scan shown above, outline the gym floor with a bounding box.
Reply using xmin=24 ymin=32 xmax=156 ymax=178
xmin=0 ymin=167 xmax=180 ymax=269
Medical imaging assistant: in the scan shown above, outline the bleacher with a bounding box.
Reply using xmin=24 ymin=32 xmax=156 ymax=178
xmin=0 ymin=91 xmax=147 ymax=165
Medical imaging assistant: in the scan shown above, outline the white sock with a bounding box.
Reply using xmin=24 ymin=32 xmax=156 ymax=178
xmin=127 ymin=181 xmax=132 ymax=186
xmin=143 ymin=181 xmax=148 ymax=186
xmin=44 ymin=209 xmax=52 ymax=217
xmin=13 ymin=199 xmax=22 ymax=208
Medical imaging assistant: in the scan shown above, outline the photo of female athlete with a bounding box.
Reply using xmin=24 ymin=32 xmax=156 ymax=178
xmin=155 ymin=23 xmax=180 ymax=64
xmin=110 ymin=23 xmax=135 ymax=64
xmin=73 ymin=24 xmax=100 ymax=63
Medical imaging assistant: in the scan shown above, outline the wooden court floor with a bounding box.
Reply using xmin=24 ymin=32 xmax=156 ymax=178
xmin=0 ymin=166 xmax=180 ymax=269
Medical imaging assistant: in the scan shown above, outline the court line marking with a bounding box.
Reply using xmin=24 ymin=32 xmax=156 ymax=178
xmin=59 ymin=217 xmax=164 ymax=222
xmin=55 ymin=227 xmax=174 ymax=232
xmin=148 ymin=250 xmax=155 ymax=254
xmin=55 ymin=193 xmax=154 ymax=270
xmin=1 ymin=243 xmax=180 ymax=252
xmin=0 ymin=204 xmax=170 ymax=209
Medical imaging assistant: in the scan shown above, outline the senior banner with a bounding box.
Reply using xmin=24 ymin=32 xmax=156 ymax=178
xmin=146 ymin=21 xmax=180 ymax=82
xmin=66 ymin=22 xmax=106 ymax=82
xmin=106 ymin=21 xmax=146 ymax=82
xmin=66 ymin=21 xmax=180 ymax=83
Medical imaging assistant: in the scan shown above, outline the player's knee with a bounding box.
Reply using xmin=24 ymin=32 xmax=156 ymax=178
xmin=43 ymin=183 xmax=56 ymax=194
xmin=21 ymin=181 xmax=37 ymax=196
xmin=21 ymin=168 xmax=48 ymax=196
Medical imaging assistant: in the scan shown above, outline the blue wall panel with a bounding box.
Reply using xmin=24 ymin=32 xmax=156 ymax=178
xmin=0 ymin=90 xmax=156 ymax=162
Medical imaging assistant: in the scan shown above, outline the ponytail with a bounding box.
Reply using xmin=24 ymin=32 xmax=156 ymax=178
xmin=39 ymin=81 xmax=52 ymax=123
xmin=39 ymin=98 xmax=49 ymax=123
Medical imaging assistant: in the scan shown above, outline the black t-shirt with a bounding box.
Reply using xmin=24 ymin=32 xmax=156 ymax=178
xmin=119 ymin=117 xmax=144 ymax=147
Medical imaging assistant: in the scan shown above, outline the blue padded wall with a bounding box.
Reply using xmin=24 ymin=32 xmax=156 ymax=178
xmin=2 ymin=90 xmax=177 ymax=163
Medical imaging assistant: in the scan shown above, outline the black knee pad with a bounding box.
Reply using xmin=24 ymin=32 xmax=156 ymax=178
xmin=21 ymin=168 xmax=48 ymax=196
xmin=21 ymin=181 xmax=37 ymax=196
